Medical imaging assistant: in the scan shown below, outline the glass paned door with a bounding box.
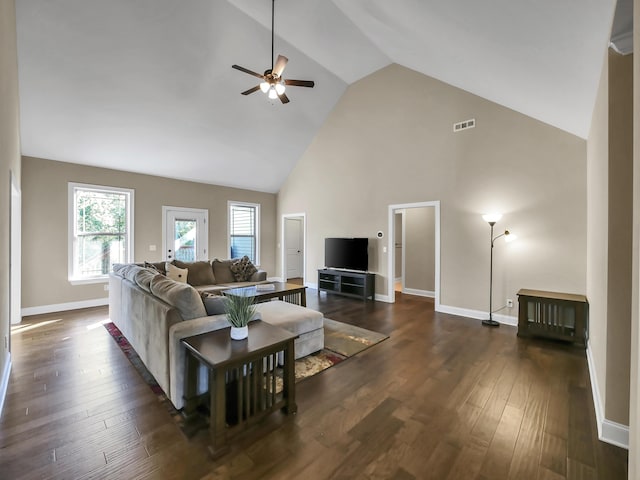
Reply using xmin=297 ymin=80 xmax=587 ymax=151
xmin=163 ymin=207 xmax=208 ymax=262
xmin=173 ymin=219 xmax=197 ymax=262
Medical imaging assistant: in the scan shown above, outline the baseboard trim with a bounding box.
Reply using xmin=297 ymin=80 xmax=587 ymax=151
xmin=436 ymin=304 xmax=517 ymax=326
xmin=21 ymin=298 xmax=108 ymax=317
xmin=586 ymin=344 xmax=629 ymax=449
xmin=403 ymin=288 xmax=435 ymax=298
xmin=306 ymin=282 xmax=318 ymax=290
xmin=375 ymin=294 xmax=391 ymax=303
xmin=0 ymin=353 xmax=11 ymax=419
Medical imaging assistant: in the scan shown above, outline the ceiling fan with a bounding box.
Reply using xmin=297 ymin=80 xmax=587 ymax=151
xmin=232 ymin=0 xmax=315 ymax=104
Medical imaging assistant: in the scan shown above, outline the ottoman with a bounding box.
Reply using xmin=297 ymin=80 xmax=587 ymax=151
xmin=255 ymin=300 xmax=325 ymax=359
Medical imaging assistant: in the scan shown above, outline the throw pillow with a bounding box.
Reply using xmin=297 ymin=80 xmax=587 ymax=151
xmin=173 ymin=260 xmax=216 ymax=286
xmin=166 ymin=262 xmax=188 ymax=283
xmin=230 ymin=256 xmax=258 ymax=282
xmin=144 ymin=261 xmax=166 ymax=275
xmin=201 ymin=292 xmax=228 ymax=316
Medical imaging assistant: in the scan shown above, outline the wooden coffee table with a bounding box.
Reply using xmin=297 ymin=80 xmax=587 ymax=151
xmin=181 ymin=321 xmax=297 ymax=457
xmin=223 ymin=282 xmax=307 ymax=307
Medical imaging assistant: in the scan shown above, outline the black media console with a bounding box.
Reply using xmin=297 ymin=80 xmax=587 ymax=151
xmin=317 ymin=269 xmax=375 ymax=301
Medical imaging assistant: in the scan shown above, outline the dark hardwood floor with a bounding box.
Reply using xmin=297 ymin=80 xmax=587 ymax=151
xmin=0 ymin=291 xmax=628 ymax=479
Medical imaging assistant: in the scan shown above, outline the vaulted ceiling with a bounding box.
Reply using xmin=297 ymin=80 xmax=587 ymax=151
xmin=15 ymin=0 xmax=627 ymax=193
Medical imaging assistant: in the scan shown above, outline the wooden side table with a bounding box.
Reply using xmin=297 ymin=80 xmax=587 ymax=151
xmin=181 ymin=321 xmax=297 ymax=457
xmin=517 ymin=289 xmax=588 ymax=348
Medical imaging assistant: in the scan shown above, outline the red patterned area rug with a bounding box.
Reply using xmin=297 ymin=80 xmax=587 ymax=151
xmin=104 ymin=319 xmax=388 ymax=428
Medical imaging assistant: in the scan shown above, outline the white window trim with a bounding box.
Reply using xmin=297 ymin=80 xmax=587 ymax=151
xmin=227 ymin=201 xmax=260 ymax=266
xmin=68 ymin=182 xmax=135 ymax=285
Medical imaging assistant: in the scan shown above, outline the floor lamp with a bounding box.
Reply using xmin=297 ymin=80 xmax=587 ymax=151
xmin=482 ymin=213 xmax=512 ymax=327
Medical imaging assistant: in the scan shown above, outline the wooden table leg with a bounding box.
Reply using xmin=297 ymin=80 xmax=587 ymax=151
xmin=282 ymin=339 xmax=297 ymax=415
xmin=300 ymin=288 xmax=307 ymax=307
xmin=183 ymin=350 xmax=199 ymax=417
xmin=208 ymin=368 xmax=229 ymax=458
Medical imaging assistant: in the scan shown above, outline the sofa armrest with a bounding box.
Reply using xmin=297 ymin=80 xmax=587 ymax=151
xmin=250 ymin=270 xmax=267 ymax=282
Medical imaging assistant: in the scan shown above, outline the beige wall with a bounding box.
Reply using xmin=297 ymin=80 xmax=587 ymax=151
xmin=21 ymin=157 xmax=276 ymax=309
xmin=404 ymin=207 xmax=435 ymax=292
xmin=606 ymin=50 xmax=633 ymax=424
xmin=587 ymin=49 xmax=634 ymax=427
xmin=587 ymin=49 xmax=610 ymax=422
xmin=277 ymin=64 xmax=587 ymax=317
xmin=0 ymin=0 xmax=21 ymax=408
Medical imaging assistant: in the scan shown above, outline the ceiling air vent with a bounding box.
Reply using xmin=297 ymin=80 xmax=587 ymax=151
xmin=453 ymin=118 xmax=475 ymax=133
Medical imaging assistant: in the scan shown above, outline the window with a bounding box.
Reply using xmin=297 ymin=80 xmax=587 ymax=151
xmin=228 ymin=202 xmax=260 ymax=265
xmin=69 ymin=183 xmax=134 ymax=283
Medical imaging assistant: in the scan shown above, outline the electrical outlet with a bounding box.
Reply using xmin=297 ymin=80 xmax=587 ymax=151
xmin=4 ymin=336 xmax=8 ymax=349
xmin=507 ymin=299 xmax=513 ymax=308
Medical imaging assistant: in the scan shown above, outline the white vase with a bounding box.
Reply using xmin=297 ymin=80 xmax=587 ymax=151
xmin=230 ymin=325 xmax=248 ymax=340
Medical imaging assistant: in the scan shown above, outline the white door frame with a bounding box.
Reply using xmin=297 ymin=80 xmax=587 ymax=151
xmin=281 ymin=213 xmax=306 ymax=284
xmin=162 ymin=206 xmax=209 ymax=262
xmin=387 ymin=201 xmax=440 ymax=307
xmin=10 ymin=172 xmax=20 ymax=325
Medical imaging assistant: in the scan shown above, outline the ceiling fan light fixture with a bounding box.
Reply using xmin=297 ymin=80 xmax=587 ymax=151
xmin=231 ymin=0 xmax=315 ymax=103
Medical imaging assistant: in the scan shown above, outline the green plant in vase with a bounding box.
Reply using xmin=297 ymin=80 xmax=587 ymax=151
xmin=225 ymin=294 xmax=256 ymax=340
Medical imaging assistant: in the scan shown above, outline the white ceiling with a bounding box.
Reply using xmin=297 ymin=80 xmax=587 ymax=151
xmin=16 ymin=0 xmax=625 ymax=193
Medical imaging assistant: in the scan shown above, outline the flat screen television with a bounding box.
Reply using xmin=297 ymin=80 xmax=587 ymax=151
xmin=324 ymin=237 xmax=368 ymax=272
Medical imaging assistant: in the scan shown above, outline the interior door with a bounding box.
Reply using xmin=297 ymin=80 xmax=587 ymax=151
xmin=395 ymin=211 xmax=404 ymax=292
xmin=163 ymin=207 xmax=208 ymax=262
xmin=285 ymin=218 xmax=303 ymax=279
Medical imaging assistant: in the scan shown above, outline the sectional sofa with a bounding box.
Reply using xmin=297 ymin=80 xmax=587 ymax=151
xmin=108 ymin=260 xmax=324 ymax=409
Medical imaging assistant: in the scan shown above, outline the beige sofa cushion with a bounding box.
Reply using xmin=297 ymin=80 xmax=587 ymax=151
xmin=150 ymin=275 xmax=206 ymax=320
xmin=123 ymin=264 xmax=145 ymax=282
xmin=173 ymin=260 xmax=216 ymax=286
xmin=134 ymin=268 xmax=158 ymax=293
xmin=212 ymin=259 xmax=236 ymax=284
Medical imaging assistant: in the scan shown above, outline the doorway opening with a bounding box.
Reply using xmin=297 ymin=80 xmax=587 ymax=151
xmin=387 ymin=201 xmax=440 ymax=307
xmin=281 ymin=214 xmax=306 ymax=285
xmin=162 ymin=206 xmax=209 ymax=262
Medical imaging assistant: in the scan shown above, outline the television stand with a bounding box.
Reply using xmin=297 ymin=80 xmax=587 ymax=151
xmin=317 ymin=269 xmax=375 ymax=301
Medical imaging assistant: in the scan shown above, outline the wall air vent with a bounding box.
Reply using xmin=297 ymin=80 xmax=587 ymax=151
xmin=453 ymin=118 xmax=476 ymax=133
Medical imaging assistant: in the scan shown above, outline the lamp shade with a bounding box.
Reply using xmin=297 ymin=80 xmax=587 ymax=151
xmin=482 ymin=213 xmax=502 ymax=224
xmin=505 ymin=232 xmax=517 ymax=243
xmin=259 ymin=81 xmax=270 ymax=93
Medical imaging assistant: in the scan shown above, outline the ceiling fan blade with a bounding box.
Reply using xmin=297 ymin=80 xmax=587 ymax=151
xmin=241 ymin=85 xmax=261 ymax=95
xmin=232 ymin=64 xmax=264 ymax=80
xmin=278 ymin=92 xmax=290 ymax=104
xmin=284 ymin=79 xmax=315 ymax=88
xmin=273 ymin=55 xmax=288 ymax=77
